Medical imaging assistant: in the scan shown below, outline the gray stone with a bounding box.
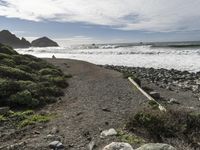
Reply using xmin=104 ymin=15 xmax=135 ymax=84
xmin=46 ymin=134 xmax=62 ymax=141
xmin=136 ymin=143 xmax=176 ymax=150
xmin=100 ymin=128 xmax=117 ymax=138
xmin=168 ymin=98 xmax=180 ymax=104
xmin=47 ymin=134 xmax=55 ymax=139
xmin=49 ymin=141 xmax=64 ymax=149
xmin=103 ymin=142 xmax=133 ymax=150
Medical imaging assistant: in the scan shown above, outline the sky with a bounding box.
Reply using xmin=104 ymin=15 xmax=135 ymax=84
xmin=1 ymin=0 xmax=200 ymax=46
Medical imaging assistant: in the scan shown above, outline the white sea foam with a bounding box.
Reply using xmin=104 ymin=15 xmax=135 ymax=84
xmin=15 ymin=45 xmax=200 ymax=72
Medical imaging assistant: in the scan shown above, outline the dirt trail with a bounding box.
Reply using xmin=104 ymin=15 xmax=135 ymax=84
xmin=27 ymin=59 xmax=146 ymax=149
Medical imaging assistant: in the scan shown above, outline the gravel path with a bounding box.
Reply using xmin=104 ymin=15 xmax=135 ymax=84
xmin=12 ymin=59 xmax=147 ymax=149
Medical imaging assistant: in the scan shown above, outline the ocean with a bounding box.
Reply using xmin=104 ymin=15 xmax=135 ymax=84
xmin=15 ymin=42 xmax=200 ymax=72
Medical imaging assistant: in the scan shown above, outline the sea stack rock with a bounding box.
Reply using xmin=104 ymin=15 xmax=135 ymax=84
xmin=0 ymin=30 xmax=31 ymax=48
xmin=31 ymin=37 xmax=59 ymax=47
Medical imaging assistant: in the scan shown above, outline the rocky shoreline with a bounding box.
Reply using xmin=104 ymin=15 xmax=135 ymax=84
xmin=102 ymin=65 xmax=200 ymax=99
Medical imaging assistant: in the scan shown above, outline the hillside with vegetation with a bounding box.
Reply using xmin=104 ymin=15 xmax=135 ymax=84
xmin=0 ymin=43 xmax=68 ymax=109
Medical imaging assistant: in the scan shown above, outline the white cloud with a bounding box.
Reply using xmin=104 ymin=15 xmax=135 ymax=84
xmin=0 ymin=0 xmax=200 ymax=32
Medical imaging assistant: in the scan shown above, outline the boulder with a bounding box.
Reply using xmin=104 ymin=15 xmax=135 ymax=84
xmin=136 ymin=143 xmax=176 ymax=150
xmin=103 ymin=142 xmax=133 ymax=150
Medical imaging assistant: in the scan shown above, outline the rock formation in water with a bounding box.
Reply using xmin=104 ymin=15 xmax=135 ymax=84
xmin=31 ymin=37 xmax=59 ymax=47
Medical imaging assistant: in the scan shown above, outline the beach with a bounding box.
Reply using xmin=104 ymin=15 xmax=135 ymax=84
xmin=1 ymin=0 xmax=200 ymax=149
xmin=1 ymin=58 xmax=200 ymax=149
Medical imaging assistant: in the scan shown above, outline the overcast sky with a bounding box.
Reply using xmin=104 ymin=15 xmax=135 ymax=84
xmin=1 ymin=0 xmax=200 ymax=46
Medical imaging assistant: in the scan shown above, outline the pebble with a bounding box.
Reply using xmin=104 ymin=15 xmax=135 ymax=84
xmin=168 ymin=98 xmax=180 ymax=104
xmin=100 ymin=128 xmax=117 ymax=138
xmin=49 ymin=141 xmax=64 ymax=149
xmin=46 ymin=134 xmax=62 ymax=141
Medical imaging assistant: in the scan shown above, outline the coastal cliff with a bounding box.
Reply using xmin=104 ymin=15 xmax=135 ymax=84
xmin=0 ymin=30 xmax=59 ymax=48
xmin=0 ymin=30 xmax=31 ymax=48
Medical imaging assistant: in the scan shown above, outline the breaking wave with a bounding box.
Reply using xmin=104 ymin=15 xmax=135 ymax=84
xmin=15 ymin=44 xmax=200 ymax=72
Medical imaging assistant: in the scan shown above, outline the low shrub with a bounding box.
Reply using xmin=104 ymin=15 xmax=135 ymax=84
xmin=27 ymin=61 xmax=42 ymax=70
xmin=0 ymin=115 xmax=6 ymax=122
xmin=19 ymin=114 xmax=50 ymax=128
xmin=0 ymin=53 xmax=13 ymax=59
xmin=117 ymin=129 xmax=145 ymax=144
xmin=64 ymin=74 xmax=72 ymax=78
xmin=16 ymin=65 xmax=34 ymax=73
xmin=49 ymin=76 xmax=69 ymax=88
xmin=0 ymin=66 xmax=34 ymax=80
xmin=10 ymin=90 xmax=39 ymax=107
xmin=33 ymin=86 xmax=64 ymax=97
xmin=0 ymin=79 xmax=21 ymax=98
xmin=9 ymin=110 xmax=34 ymax=120
xmin=148 ymin=101 xmax=159 ymax=109
xmin=0 ymin=44 xmax=69 ymax=109
xmin=12 ymin=54 xmax=30 ymax=65
xmin=39 ymin=68 xmax=63 ymax=76
xmin=126 ymin=109 xmax=200 ymax=147
xmin=0 ymin=45 xmax=18 ymax=55
xmin=1 ymin=110 xmax=51 ymax=128
xmin=0 ymin=58 xmax=16 ymax=67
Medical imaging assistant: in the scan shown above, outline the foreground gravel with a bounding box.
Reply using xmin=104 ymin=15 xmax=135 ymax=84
xmin=0 ymin=59 xmax=147 ymax=149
